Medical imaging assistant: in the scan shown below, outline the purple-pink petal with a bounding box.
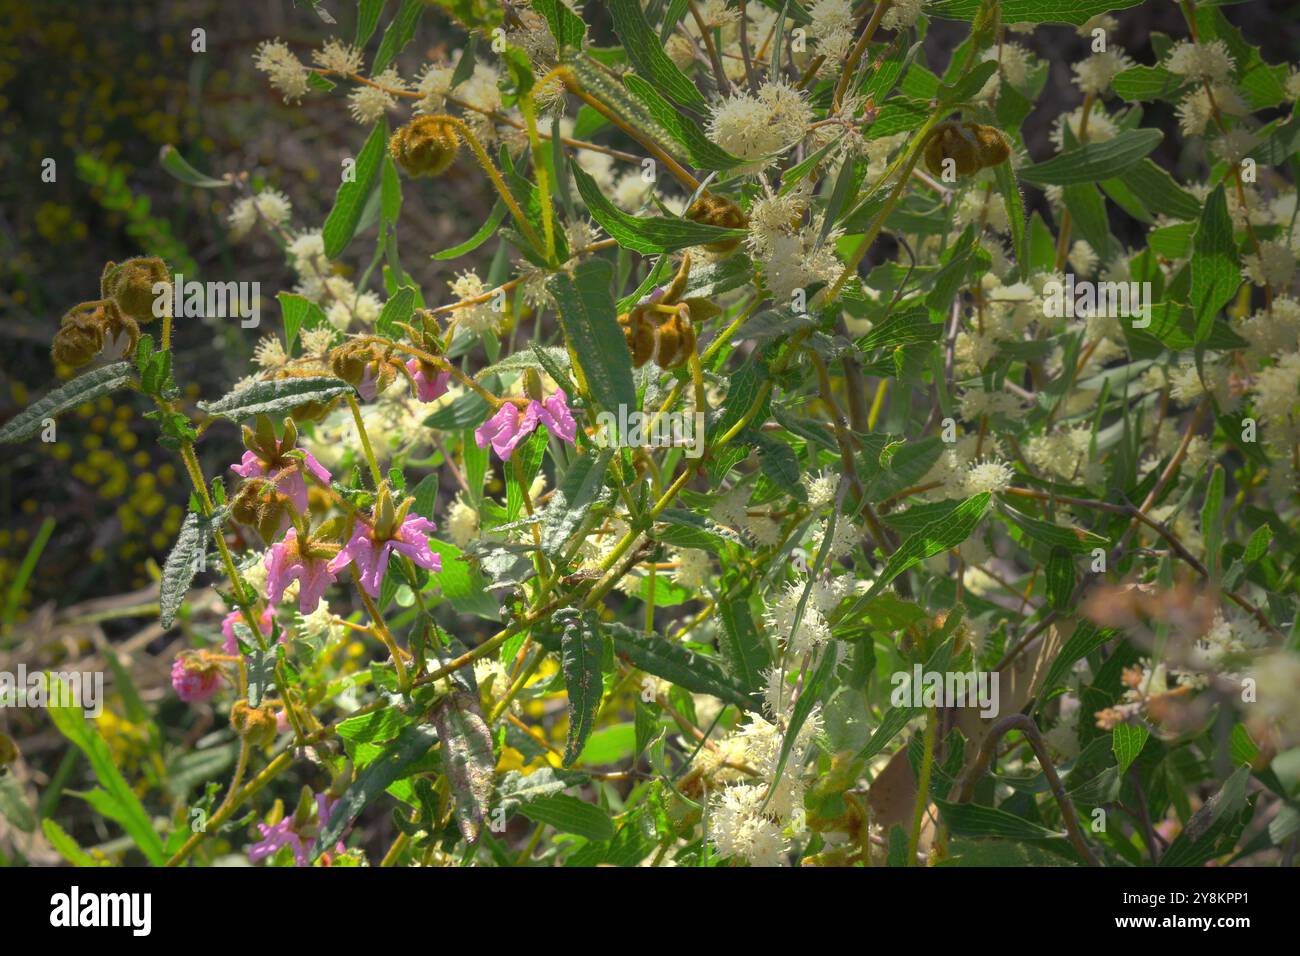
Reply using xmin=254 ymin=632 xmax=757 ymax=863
xmin=537 ymin=389 xmax=577 ymax=445
xmin=231 ymin=450 xmax=268 ymax=480
xmin=407 ymin=358 xmax=450 ymax=403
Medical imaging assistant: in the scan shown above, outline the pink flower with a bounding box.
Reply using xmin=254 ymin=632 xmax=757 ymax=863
xmin=327 ymin=514 xmax=442 ymax=598
xmin=536 ymin=389 xmax=577 ymax=444
xmin=249 ymin=794 xmax=345 ymax=867
xmin=265 ymin=528 xmax=337 ymax=614
xmin=231 ymin=449 xmax=331 ymax=513
xmin=356 ymin=366 xmax=379 ymax=402
xmin=171 ymin=654 xmax=221 ymax=703
xmin=406 ymin=359 xmax=450 ymax=403
xmin=220 ymin=606 xmax=276 ymax=654
xmin=475 ymin=401 xmax=540 ymax=461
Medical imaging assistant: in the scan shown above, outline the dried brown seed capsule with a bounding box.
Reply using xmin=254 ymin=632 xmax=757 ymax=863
xmin=390 ymin=115 xmax=460 ymax=178
xmin=924 ymin=124 xmax=981 ymax=179
xmin=51 ymin=312 xmax=106 ymax=368
xmin=686 ymin=193 xmax=747 ymax=255
xmin=231 ymin=477 xmax=291 ymax=543
xmin=104 ymin=256 xmax=170 ymax=324
xmin=618 ymin=306 xmax=657 ymax=368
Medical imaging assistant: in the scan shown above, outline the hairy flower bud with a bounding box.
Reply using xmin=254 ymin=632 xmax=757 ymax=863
xmin=103 ymin=256 xmax=170 ymax=323
xmin=390 ymin=115 xmax=460 ymax=178
xmin=924 ymin=122 xmax=1011 ymax=179
xmin=231 ymin=699 xmax=280 ymax=747
xmin=687 ymin=193 xmax=747 ymax=254
xmin=231 ymin=477 xmax=292 ymax=543
xmin=51 ymin=305 xmax=107 ymax=368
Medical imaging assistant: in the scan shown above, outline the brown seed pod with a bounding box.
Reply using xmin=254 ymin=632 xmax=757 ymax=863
xmin=390 ymin=115 xmax=461 ymax=178
xmin=618 ymin=306 xmax=658 ymax=368
xmin=104 ymin=256 xmax=170 ymax=324
xmin=231 ymin=477 xmax=291 ymax=543
xmin=923 ymin=124 xmax=982 ymax=179
xmin=686 ymin=193 xmax=747 ymax=254
xmin=51 ymin=306 xmax=107 ymax=368
xmin=970 ymin=123 xmax=1011 ymax=168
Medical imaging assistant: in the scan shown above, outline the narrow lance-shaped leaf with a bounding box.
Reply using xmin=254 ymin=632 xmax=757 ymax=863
xmin=547 ymin=258 xmax=637 ymax=425
xmin=559 ymin=612 xmax=604 ymax=766
xmin=1190 ymin=185 xmax=1240 ymax=343
xmin=0 ymin=362 xmax=134 ymax=444
xmin=430 ymin=689 xmax=495 ymax=844
xmin=198 ymin=376 xmax=353 ymax=420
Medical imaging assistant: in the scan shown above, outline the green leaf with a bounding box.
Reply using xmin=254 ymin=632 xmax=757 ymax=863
xmin=519 ymin=793 xmax=615 ymax=841
xmin=608 ymin=0 xmax=706 ymax=110
xmin=1243 ymin=524 xmax=1272 ymax=565
xmin=48 ymin=681 xmax=166 ymax=864
xmin=278 ymin=292 xmax=330 ymax=352
xmin=570 ymin=165 xmax=743 ymax=253
xmin=858 ymin=307 xmax=943 ymax=351
xmin=623 ymin=74 xmax=743 ymax=171
xmin=717 ymin=593 xmax=771 ymax=696
xmin=1046 ymin=547 xmax=1075 ymax=611
xmin=158 ymin=144 xmax=230 ymax=188
xmin=1111 ymin=65 xmax=1189 ymax=102
xmin=1112 ymin=723 xmax=1149 ymax=775
xmin=533 ymin=0 xmax=586 ymax=51
xmin=547 ymin=258 xmax=637 ymax=422
xmin=655 ymin=508 xmax=742 ymax=553
xmin=934 ymin=799 xmax=1064 ymax=840
xmin=322 ymin=121 xmax=387 ymax=258
xmin=42 ymin=818 xmax=105 ymax=867
xmin=559 ymin=611 xmax=605 ymax=767
xmin=1062 ymin=183 xmax=1110 ymax=262
xmin=0 ymin=362 xmax=134 ymax=444
xmin=1158 ymin=765 xmax=1250 ymax=867
xmin=371 ymin=0 xmax=424 ymax=73
xmin=540 ymin=449 xmax=613 ymax=555
xmin=929 ymin=0 xmax=1143 ymax=24
xmin=432 ymin=201 xmax=506 ymax=260
xmin=858 ymin=494 xmax=991 ymax=603
xmin=375 ymin=284 xmax=416 ymax=339
xmin=355 ymin=0 xmax=385 ymax=46
xmin=1120 ymin=159 xmax=1201 ymax=221
xmin=381 ymin=151 xmax=402 ymax=225
xmin=1040 ymin=621 xmax=1117 ymax=697
xmin=1201 ymin=464 xmax=1225 ymax=575
xmin=428 ymin=538 xmax=499 ymax=619
xmin=993 ymin=159 xmax=1029 ymax=281
xmin=1190 ymin=185 xmax=1240 ymax=344
xmin=160 ymin=511 xmax=207 ymax=628
xmin=603 ymin=622 xmax=753 ymax=710
xmin=1018 ymin=129 xmax=1163 ymax=186
xmin=430 ymin=689 xmax=495 ymax=843
xmin=197 ymin=376 xmax=353 ymax=420
xmin=999 ymin=502 xmax=1110 ymax=554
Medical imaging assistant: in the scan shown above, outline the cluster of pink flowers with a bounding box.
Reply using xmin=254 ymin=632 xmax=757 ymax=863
xmin=475 ymin=389 xmax=577 ymax=460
